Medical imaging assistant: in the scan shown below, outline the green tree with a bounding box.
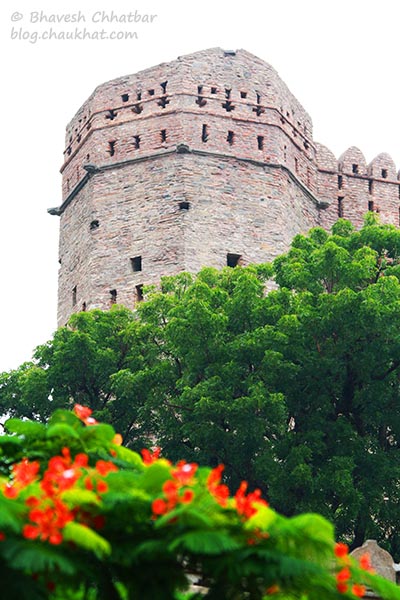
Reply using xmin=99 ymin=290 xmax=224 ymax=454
xmin=3 ymin=216 xmax=400 ymax=557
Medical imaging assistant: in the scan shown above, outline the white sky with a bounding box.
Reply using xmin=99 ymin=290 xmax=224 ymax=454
xmin=1 ymin=0 xmax=399 ymax=372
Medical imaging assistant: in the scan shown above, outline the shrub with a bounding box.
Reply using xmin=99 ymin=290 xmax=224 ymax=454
xmin=0 ymin=406 xmax=398 ymax=600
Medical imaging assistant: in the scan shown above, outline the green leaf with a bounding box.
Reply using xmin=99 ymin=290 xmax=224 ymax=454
xmin=46 ymin=423 xmax=80 ymax=440
xmin=111 ymin=445 xmax=144 ymax=470
xmin=139 ymin=461 xmax=172 ymax=494
xmin=63 ymin=521 xmax=110 ymax=558
xmin=61 ymin=488 xmax=101 ymax=508
xmin=169 ymin=530 xmax=240 ymax=555
xmin=1 ymin=538 xmax=76 ymax=574
xmin=4 ymin=419 xmax=46 ymax=438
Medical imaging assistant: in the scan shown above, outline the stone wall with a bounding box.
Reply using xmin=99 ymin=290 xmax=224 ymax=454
xmin=51 ymin=48 xmax=399 ymax=326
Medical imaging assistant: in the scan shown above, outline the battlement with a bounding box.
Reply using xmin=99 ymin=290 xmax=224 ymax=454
xmin=51 ymin=48 xmax=399 ymax=326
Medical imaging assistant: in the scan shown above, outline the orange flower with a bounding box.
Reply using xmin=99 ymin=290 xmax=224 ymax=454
xmin=352 ymin=584 xmax=366 ymax=597
xmin=266 ymin=584 xmax=280 ymax=595
xmin=234 ymin=481 xmax=268 ymax=519
xmin=359 ymin=552 xmax=373 ymax=572
xmin=334 ymin=542 xmax=349 ymax=558
xmin=95 ymin=460 xmax=118 ymax=476
xmin=171 ymin=461 xmax=198 ymax=486
xmin=336 ymin=567 xmax=351 ymax=583
xmin=336 ymin=582 xmax=348 ymax=594
xmin=152 ymin=498 xmax=168 ymax=515
xmin=73 ymin=404 xmax=98 ymax=425
xmin=181 ymin=489 xmax=195 ymax=504
xmin=207 ymin=465 xmax=230 ymax=507
xmin=23 ymin=498 xmax=73 ymax=545
xmin=3 ymin=458 xmax=40 ymax=498
xmin=112 ymin=433 xmax=123 ymax=446
xmin=141 ymin=447 xmax=161 ymax=465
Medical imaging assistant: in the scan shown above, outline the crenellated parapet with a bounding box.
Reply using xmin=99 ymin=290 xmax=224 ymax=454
xmin=50 ymin=48 xmax=399 ymax=326
xmin=316 ymin=145 xmax=399 ymax=229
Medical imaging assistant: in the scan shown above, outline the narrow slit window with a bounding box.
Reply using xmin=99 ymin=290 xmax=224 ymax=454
xmin=256 ymin=92 xmax=261 ymax=104
xmin=160 ymin=81 xmax=168 ymax=93
xmin=352 ymin=164 xmax=359 ymax=174
xmin=382 ymin=169 xmax=388 ymax=178
xmin=225 ymin=89 xmax=231 ymax=99
xmin=227 ymin=131 xmax=234 ymax=145
xmin=131 ymin=256 xmax=142 ymax=272
xmin=121 ymin=93 xmax=129 ymax=102
xmin=136 ymin=285 xmax=144 ymax=302
xmin=161 ymin=129 xmax=167 ymax=142
xmin=108 ymin=141 xmax=116 ymax=156
xmin=257 ymin=135 xmax=264 ymax=150
xmin=368 ymin=200 xmax=374 ymax=212
xmin=227 ymin=253 xmax=242 ymax=268
xmin=197 ymin=85 xmax=203 ymax=94
xmin=368 ymin=180 xmax=374 ymax=194
xmin=72 ymin=286 xmax=77 ymax=306
xmin=137 ymin=92 xmax=142 ymax=100
xmin=338 ymin=197 xmax=344 ymax=218
xmin=202 ymin=124 xmax=208 ymax=143
xmin=82 ymin=302 xmax=87 ymax=312
xmin=338 ymin=175 xmax=343 ymax=189
xmin=133 ymin=135 xmax=141 ymax=149
xmin=110 ymin=289 xmax=117 ymax=304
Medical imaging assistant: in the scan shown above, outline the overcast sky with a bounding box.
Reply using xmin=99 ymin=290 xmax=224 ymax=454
xmin=1 ymin=0 xmax=399 ymax=373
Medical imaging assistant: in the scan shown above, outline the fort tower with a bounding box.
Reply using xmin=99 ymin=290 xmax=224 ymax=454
xmin=49 ymin=48 xmax=400 ymax=325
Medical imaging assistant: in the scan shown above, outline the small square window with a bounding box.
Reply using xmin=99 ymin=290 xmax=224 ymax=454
xmin=227 ymin=253 xmax=242 ymax=267
xmin=382 ymin=169 xmax=388 ymax=178
xmin=131 ymin=256 xmax=142 ymax=272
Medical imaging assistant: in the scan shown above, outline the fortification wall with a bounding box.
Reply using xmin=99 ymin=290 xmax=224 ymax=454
xmin=52 ymin=48 xmax=399 ymax=325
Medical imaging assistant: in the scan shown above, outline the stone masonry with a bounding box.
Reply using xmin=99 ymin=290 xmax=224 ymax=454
xmin=49 ymin=48 xmax=400 ymax=326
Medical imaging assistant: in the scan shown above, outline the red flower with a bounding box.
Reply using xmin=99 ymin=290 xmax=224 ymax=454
xmin=336 ymin=582 xmax=348 ymax=594
xmin=152 ymin=498 xmax=168 ymax=515
xmin=336 ymin=567 xmax=351 ymax=583
xmin=352 ymin=584 xmax=366 ymax=597
xmin=73 ymin=404 xmax=98 ymax=425
xmin=23 ymin=498 xmax=73 ymax=545
xmin=172 ymin=461 xmax=198 ymax=486
xmin=95 ymin=460 xmax=118 ymax=476
xmin=359 ymin=552 xmax=373 ymax=572
xmin=41 ymin=448 xmax=88 ymax=497
xmin=141 ymin=447 xmax=161 ymax=465
xmin=234 ymin=481 xmax=268 ymax=519
xmin=207 ymin=465 xmax=230 ymax=507
xmin=3 ymin=458 xmax=40 ymax=498
xmin=334 ymin=542 xmax=349 ymax=558
xmin=181 ymin=489 xmax=195 ymax=504
xmin=0 ymin=532 xmax=5 ymax=541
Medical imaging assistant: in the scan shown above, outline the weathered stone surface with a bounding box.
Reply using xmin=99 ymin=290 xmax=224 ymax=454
xmin=351 ymin=540 xmax=396 ymax=583
xmin=52 ymin=48 xmax=399 ymax=326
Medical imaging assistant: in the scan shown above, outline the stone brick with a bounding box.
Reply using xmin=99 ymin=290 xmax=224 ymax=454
xmin=50 ymin=48 xmax=399 ymax=326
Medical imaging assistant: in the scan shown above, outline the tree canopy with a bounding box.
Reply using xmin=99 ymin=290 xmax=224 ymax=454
xmin=3 ymin=216 xmax=400 ymax=557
